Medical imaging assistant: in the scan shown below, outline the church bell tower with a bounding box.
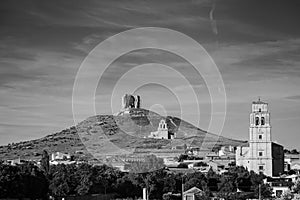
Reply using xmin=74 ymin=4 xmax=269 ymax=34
xmin=236 ymin=98 xmax=284 ymax=177
xmin=248 ymin=98 xmax=273 ymax=175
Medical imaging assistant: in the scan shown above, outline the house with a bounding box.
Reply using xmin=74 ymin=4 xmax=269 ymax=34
xmin=264 ymin=177 xmax=292 ymax=198
xmin=291 ymin=162 xmax=300 ymax=171
xmin=283 ymin=174 xmax=300 ymax=183
xmin=51 ymin=152 xmax=71 ymax=161
xmin=5 ymin=158 xmax=28 ymax=166
xmin=50 ymin=160 xmax=76 ymax=165
xmin=187 ymin=162 xmax=210 ymax=173
xmin=206 ymin=152 xmax=219 ymax=160
xmin=284 ymin=153 xmax=300 ymax=171
xmin=183 ymin=187 xmax=204 ymax=200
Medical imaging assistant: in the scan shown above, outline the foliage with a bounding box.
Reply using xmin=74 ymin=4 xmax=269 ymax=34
xmin=162 ymin=192 xmax=181 ymax=200
xmin=284 ymin=149 xmax=300 ymax=154
xmin=176 ymin=154 xmax=203 ymax=162
xmin=128 ymin=154 xmax=165 ymax=173
xmin=293 ymin=179 xmax=300 ymax=194
xmin=280 ymin=189 xmax=294 ymax=200
xmin=0 ymin=163 xmax=48 ymax=199
xmin=0 ymin=160 xmax=275 ymax=199
xmin=177 ymin=163 xmax=188 ymax=168
xmin=41 ymin=150 xmax=50 ymax=175
xmin=194 ymin=162 xmax=208 ymax=167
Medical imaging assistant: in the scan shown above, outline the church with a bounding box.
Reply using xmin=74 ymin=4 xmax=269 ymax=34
xmin=236 ymin=99 xmax=284 ymax=177
xmin=148 ymin=119 xmax=176 ymax=139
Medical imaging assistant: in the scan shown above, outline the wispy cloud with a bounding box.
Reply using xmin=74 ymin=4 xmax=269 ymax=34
xmin=0 ymin=0 xmax=300 ymax=148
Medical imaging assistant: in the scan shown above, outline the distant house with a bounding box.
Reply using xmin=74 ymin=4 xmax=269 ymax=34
xmin=284 ymin=153 xmax=300 ymax=171
xmin=283 ymin=174 xmax=300 ymax=183
xmin=51 ymin=152 xmax=71 ymax=161
xmin=5 ymin=158 xmax=23 ymax=165
xmin=50 ymin=160 xmax=76 ymax=165
xmin=264 ymin=177 xmax=292 ymax=198
xmin=291 ymin=162 xmax=300 ymax=171
xmin=183 ymin=187 xmax=204 ymax=200
xmin=205 ymin=152 xmax=219 ymax=160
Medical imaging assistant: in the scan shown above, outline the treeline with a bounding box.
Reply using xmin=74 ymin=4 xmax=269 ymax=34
xmin=0 ymin=161 xmax=273 ymax=200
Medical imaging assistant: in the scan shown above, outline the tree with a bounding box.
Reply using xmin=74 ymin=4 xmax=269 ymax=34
xmin=280 ymin=189 xmax=294 ymax=200
xmin=41 ymin=150 xmax=50 ymax=175
xmin=128 ymin=155 xmax=166 ymax=199
xmin=115 ymin=174 xmax=141 ymax=198
xmin=0 ymin=162 xmax=48 ymax=199
xmin=49 ymin=164 xmax=72 ymax=196
xmin=129 ymin=154 xmax=165 ymax=174
xmin=291 ymin=149 xmax=299 ymax=154
xmin=236 ymin=176 xmax=252 ymax=192
xmin=75 ymin=163 xmax=93 ymax=195
xmin=293 ymin=179 xmax=300 ymax=194
xmin=218 ymin=177 xmax=236 ymax=200
xmin=177 ymin=163 xmax=188 ymax=168
xmin=184 ymin=172 xmax=207 ymax=191
xmin=177 ymin=154 xmax=188 ymax=162
xmin=206 ymin=168 xmax=219 ymax=192
xmin=253 ymin=183 xmax=272 ymax=199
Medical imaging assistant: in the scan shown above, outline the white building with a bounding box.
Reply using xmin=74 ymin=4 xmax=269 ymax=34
xmin=236 ymin=99 xmax=284 ymax=177
xmin=51 ymin=152 xmax=71 ymax=161
xmin=148 ymin=119 xmax=175 ymax=139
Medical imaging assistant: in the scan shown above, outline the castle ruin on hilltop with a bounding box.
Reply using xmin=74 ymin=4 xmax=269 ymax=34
xmin=121 ymin=94 xmax=141 ymax=110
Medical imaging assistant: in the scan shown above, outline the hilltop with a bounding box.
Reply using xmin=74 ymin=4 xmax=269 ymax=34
xmin=0 ymin=108 xmax=246 ymax=162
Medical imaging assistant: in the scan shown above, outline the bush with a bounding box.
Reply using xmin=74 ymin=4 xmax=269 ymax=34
xmin=177 ymin=163 xmax=188 ymax=168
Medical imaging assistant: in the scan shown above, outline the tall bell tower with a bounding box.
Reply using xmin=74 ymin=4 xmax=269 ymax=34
xmin=249 ymin=98 xmax=271 ymax=143
xmin=236 ymin=98 xmax=284 ymax=177
xmin=248 ymin=98 xmax=274 ymax=176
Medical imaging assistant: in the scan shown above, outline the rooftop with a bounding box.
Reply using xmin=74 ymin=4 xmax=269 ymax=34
xmin=183 ymin=187 xmax=202 ymax=195
xmin=252 ymin=97 xmax=268 ymax=105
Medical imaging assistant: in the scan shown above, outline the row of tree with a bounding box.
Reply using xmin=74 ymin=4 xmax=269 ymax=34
xmin=0 ymin=154 xmax=274 ymax=200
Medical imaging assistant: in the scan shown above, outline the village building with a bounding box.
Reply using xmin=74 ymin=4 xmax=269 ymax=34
xmin=236 ymin=99 xmax=284 ymax=177
xmin=148 ymin=119 xmax=175 ymax=139
xmin=264 ymin=177 xmax=292 ymax=198
xmin=284 ymin=153 xmax=300 ymax=171
xmin=183 ymin=187 xmax=205 ymax=200
xmin=51 ymin=152 xmax=71 ymax=161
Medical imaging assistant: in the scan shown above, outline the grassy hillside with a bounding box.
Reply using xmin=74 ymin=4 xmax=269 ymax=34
xmin=0 ymin=108 xmax=246 ymax=161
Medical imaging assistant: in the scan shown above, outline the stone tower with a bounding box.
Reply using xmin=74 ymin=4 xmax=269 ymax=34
xmin=236 ymin=99 xmax=284 ymax=177
xmin=248 ymin=99 xmax=273 ymax=175
xmin=121 ymin=94 xmax=141 ymax=110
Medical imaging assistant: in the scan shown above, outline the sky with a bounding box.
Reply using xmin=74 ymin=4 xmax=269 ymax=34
xmin=1 ymin=0 xmax=300 ymax=149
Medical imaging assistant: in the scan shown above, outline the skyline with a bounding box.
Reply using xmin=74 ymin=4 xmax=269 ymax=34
xmin=1 ymin=0 xmax=300 ymax=148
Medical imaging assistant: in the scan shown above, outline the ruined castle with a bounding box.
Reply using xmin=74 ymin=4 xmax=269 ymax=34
xmin=121 ymin=94 xmax=141 ymax=110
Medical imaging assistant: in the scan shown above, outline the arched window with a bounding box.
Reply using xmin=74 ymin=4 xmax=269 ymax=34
xmin=255 ymin=117 xmax=260 ymax=126
xmin=261 ymin=117 xmax=265 ymax=125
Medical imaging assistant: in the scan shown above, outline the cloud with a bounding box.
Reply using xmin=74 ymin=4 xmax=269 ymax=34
xmin=0 ymin=0 xmax=300 ymax=148
xmin=286 ymin=95 xmax=300 ymax=101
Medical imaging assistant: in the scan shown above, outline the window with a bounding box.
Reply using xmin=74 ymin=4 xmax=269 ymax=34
xmin=259 ymin=152 xmax=263 ymax=156
xmin=261 ymin=117 xmax=265 ymax=125
xmin=255 ymin=117 xmax=260 ymax=126
xmin=259 ymin=135 xmax=262 ymax=139
xmin=259 ymin=166 xmax=264 ymax=170
xmin=259 ymin=108 xmax=261 ymax=112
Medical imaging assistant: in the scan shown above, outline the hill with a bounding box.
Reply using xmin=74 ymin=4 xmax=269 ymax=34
xmin=0 ymin=108 xmax=246 ymax=162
